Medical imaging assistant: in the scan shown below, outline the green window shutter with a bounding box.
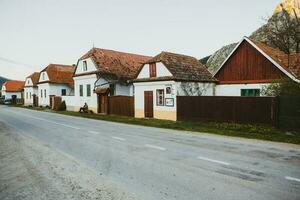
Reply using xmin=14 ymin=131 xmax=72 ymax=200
xmin=87 ymin=84 xmax=91 ymax=97
xmin=80 ymin=85 xmax=83 ymax=97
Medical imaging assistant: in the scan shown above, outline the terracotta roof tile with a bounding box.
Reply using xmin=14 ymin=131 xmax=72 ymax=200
xmin=79 ymin=48 xmax=152 ymax=80
xmin=26 ymin=72 xmax=40 ymax=87
xmin=2 ymin=80 xmax=24 ymax=92
xmin=143 ymin=51 xmax=217 ymax=82
xmin=251 ymin=40 xmax=300 ymax=80
xmin=39 ymin=64 xmax=75 ymax=87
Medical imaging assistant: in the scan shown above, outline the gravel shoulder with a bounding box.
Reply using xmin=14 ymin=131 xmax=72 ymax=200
xmin=0 ymin=121 xmax=139 ymax=200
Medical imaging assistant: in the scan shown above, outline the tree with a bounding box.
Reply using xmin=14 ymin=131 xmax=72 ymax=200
xmin=265 ymin=4 xmax=300 ymax=55
xmin=261 ymin=79 xmax=300 ymax=97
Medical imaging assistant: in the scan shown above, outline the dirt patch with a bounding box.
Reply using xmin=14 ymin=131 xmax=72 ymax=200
xmin=0 ymin=121 xmax=140 ymax=200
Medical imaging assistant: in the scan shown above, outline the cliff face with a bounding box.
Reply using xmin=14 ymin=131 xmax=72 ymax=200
xmin=204 ymin=0 xmax=300 ymax=74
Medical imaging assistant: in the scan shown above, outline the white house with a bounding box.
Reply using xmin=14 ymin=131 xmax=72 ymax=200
xmin=63 ymin=48 xmax=151 ymax=113
xmin=1 ymin=80 xmax=24 ymax=101
xmin=24 ymin=72 xmax=40 ymax=106
xmin=37 ymin=64 xmax=75 ymax=107
xmin=214 ymin=37 xmax=300 ymax=96
xmin=133 ymin=51 xmax=217 ymax=121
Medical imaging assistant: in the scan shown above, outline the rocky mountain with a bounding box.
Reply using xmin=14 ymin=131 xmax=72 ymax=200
xmin=0 ymin=76 xmax=9 ymax=89
xmin=204 ymin=0 xmax=300 ymax=74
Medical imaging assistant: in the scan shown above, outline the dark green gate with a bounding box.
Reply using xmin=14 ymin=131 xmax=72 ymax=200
xmin=278 ymin=97 xmax=300 ymax=130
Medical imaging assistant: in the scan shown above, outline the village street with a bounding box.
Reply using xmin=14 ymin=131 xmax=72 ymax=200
xmin=0 ymin=105 xmax=299 ymax=200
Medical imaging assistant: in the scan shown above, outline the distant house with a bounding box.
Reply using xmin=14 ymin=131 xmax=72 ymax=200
xmin=63 ymin=48 xmax=151 ymax=113
xmin=214 ymin=37 xmax=300 ymax=96
xmin=24 ymin=72 xmax=40 ymax=106
xmin=37 ymin=64 xmax=75 ymax=107
xmin=133 ymin=51 xmax=217 ymax=121
xmin=1 ymin=80 xmax=24 ymax=102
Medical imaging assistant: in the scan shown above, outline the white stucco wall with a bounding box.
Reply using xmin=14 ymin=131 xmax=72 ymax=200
xmin=215 ymin=83 xmax=270 ymax=96
xmin=38 ymin=83 xmax=74 ymax=106
xmin=95 ymin=77 xmax=133 ymax=96
xmin=65 ymin=74 xmax=98 ymax=112
xmin=137 ymin=62 xmax=172 ymax=78
xmin=1 ymin=91 xmax=22 ymax=100
xmin=75 ymin=58 xmax=97 ymax=74
xmin=38 ymin=71 xmax=49 ymax=82
xmin=24 ymin=87 xmax=38 ymax=105
xmin=134 ymin=81 xmax=177 ymax=120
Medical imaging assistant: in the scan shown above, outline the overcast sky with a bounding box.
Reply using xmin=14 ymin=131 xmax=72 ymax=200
xmin=0 ymin=0 xmax=280 ymax=80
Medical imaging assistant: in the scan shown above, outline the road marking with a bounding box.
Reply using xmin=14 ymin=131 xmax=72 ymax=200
xmin=197 ymin=156 xmax=230 ymax=166
xmin=285 ymin=176 xmax=300 ymax=182
xmin=88 ymin=131 xmax=99 ymax=134
xmin=7 ymin=111 xmax=80 ymax=130
xmin=145 ymin=144 xmax=166 ymax=151
xmin=112 ymin=136 xmax=126 ymax=141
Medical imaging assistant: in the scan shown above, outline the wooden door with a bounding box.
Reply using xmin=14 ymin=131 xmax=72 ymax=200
xmin=144 ymin=91 xmax=153 ymax=118
xmin=11 ymin=95 xmax=17 ymax=105
xmin=98 ymin=95 xmax=108 ymax=114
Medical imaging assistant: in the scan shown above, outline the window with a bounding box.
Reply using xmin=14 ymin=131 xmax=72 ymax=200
xmin=40 ymin=90 xmax=43 ymax=98
xmin=42 ymin=73 xmax=45 ymax=80
xmin=26 ymin=92 xmax=28 ymax=99
xmin=61 ymin=89 xmax=66 ymax=96
xmin=27 ymin=80 xmax=30 ymax=84
xmin=86 ymin=84 xmax=91 ymax=97
xmin=166 ymin=86 xmax=172 ymax=94
xmin=241 ymin=89 xmax=260 ymax=97
xmin=44 ymin=89 xmax=47 ymax=98
xmin=109 ymin=84 xmax=115 ymax=96
xmin=156 ymin=89 xmax=164 ymax=106
xmin=79 ymin=85 xmax=83 ymax=96
xmin=149 ymin=63 xmax=157 ymax=77
xmin=29 ymin=92 xmax=31 ymax=99
xmin=83 ymin=61 xmax=87 ymax=71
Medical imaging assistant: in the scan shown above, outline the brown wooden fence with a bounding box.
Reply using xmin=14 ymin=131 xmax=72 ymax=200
xmin=108 ymin=96 xmax=134 ymax=117
xmin=177 ymin=96 xmax=278 ymax=126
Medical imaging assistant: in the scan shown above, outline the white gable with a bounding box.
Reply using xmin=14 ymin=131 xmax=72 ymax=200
xmin=75 ymin=58 xmax=98 ymax=75
xmin=137 ymin=62 xmax=172 ymax=79
xmin=38 ymin=71 xmax=49 ymax=83
xmin=24 ymin=77 xmax=33 ymax=87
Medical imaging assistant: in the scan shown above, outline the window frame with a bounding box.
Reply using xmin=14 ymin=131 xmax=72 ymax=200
xmin=79 ymin=85 xmax=83 ymax=97
xmin=61 ymin=89 xmax=67 ymax=96
xmin=86 ymin=84 xmax=91 ymax=97
xmin=149 ymin=63 xmax=157 ymax=78
xmin=156 ymin=89 xmax=164 ymax=106
xmin=83 ymin=61 xmax=87 ymax=71
xmin=241 ymin=89 xmax=260 ymax=97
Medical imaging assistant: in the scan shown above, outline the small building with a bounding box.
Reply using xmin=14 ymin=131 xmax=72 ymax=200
xmin=1 ymin=80 xmax=24 ymax=103
xmin=63 ymin=48 xmax=151 ymax=113
xmin=214 ymin=37 xmax=300 ymax=96
xmin=24 ymin=72 xmax=40 ymax=106
xmin=37 ymin=64 xmax=75 ymax=107
xmin=133 ymin=51 xmax=217 ymax=121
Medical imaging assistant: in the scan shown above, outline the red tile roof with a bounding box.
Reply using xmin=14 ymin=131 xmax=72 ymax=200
xmin=39 ymin=64 xmax=75 ymax=87
xmin=136 ymin=51 xmax=217 ymax=82
xmin=26 ymin=72 xmax=40 ymax=87
xmin=2 ymin=80 xmax=24 ymax=92
xmin=251 ymin=40 xmax=300 ymax=80
xmin=79 ymin=48 xmax=152 ymax=80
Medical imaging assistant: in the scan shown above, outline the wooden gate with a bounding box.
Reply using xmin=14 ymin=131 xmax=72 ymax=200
xmin=98 ymin=95 xmax=108 ymax=114
xmin=107 ymin=96 xmax=134 ymax=117
xmin=144 ymin=91 xmax=153 ymax=118
xmin=33 ymin=95 xmax=38 ymax=107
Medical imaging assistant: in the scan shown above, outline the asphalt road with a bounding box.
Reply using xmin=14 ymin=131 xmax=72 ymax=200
xmin=0 ymin=105 xmax=300 ymax=200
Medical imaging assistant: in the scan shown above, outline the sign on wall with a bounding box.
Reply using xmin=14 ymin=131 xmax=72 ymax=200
xmin=165 ymin=98 xmax=174 ymax=107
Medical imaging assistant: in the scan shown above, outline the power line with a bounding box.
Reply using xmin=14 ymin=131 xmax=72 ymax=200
xmin=0 ymin=56 xmax=37 ymax=69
